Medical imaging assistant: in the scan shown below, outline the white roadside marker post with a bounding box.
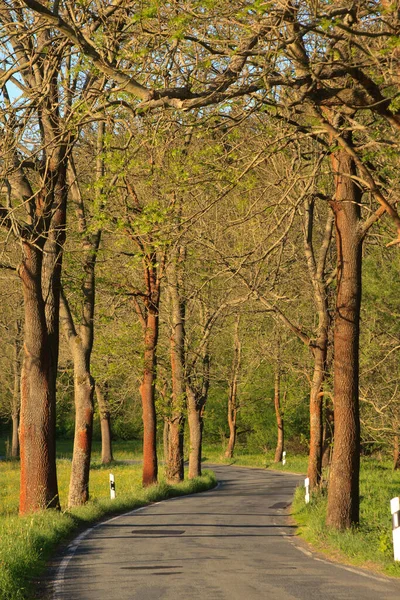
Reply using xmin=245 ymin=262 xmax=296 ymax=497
xmin=110 ymin=473 xmax=116 ymax=500
xmin=282 ymin=451 xmax=286 ymax=466
xmin=304 ymin=477 xmax=310 ymax=504
xmin=391 ymin=497 xmax=400 ymax=561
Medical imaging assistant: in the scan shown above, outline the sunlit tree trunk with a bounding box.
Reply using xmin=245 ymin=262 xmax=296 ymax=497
xmin=166 ymin=247 xmax=186 ymax=483
xmin=225 ymin=317 xmax=241 ymax=459
xmin=68 ymin=337 xmax=94 ymax=507
xmin=273 ymin=367 xmax=284 ymax=463
xmin=187 ymin=385 xmax=205 ymax=479
xmin=19 ymin=241 xmax=60 ymax=513
xmin=61 ymin=131 xmax=103 ymax=506
xmin=140 ymin=309 xmax=159 ymax=486
xmin=326 ymin=138 xmax=362 ymax=529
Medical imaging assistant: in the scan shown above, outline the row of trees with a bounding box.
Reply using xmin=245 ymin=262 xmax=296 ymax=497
xmin=1 ymin=0 xmax=400 ymax=530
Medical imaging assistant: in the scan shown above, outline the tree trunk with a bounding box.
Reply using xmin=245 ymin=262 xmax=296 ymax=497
xmin=95 ymin=384 xmax=113 ymax=464
xmin=274 ymin=368 xmax=284 ymax=463
xmin=19 ymin=242 xmax=59 ymax=513
xmin=187 ymin=385 xmax=204 ymax=479
xmin=394 ymin=435 xmax=400 ymax=470
xmin=42 ymin=174 xmax=67 ymax=413
xmin=141 ymin=311 xmax=158 ymax=486
xmin=167 ymin=417 xmax=185 ymax=482
xmin=163 ymin=419 xmax=170 ymax=464
xmin=326 ymin=142 xmax=362 ymax=529
xmin=307 ymin=348 xmax=326 ymax=487
xmin=302 ymin=200 xmax=333 ymax=488
xmin=225 ymin=404 xmax=237 ymax=460
xmin=11 ymin=412 xmax=19 ymax=459
xmin=62 ymin=134 xmax=102 ymax=506
xmin=322 ymin=402 xmax=334 ymax=468
xmin=166 ymin=249 xmax=186 ymax=483
xmin=68 ymin=343 xmax=94 ymax=507
xmin=60 ymin=285 xmax=96 ymax=508
xmin=225 ymin=317 xmax=241 ymax=459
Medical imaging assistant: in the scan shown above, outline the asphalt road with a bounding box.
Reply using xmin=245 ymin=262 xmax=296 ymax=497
xmin=52 ymin=465 xmax=400 ymax=600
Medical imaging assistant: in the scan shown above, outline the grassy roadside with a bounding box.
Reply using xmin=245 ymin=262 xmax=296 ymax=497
xmin=0 ymin=456 xmax=216 ymax=600
xmin=291 ymin=458 xmax=400 ymax=578
xmin=202 ymin=444 xmax=308 ymax=474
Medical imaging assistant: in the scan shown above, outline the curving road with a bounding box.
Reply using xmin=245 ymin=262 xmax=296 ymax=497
xmin=52 ymin=465 xmax=400 ymax=600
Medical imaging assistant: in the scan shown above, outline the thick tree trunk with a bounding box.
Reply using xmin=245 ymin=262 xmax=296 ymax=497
xmin=394 ymin=435 xmax=400 ymax=470
xmin=68 ymin=345 xmax=94 ymax=507
xmin=19 ymin=242 xmax=59 ymax=513
xmin=166 ymin=250 xmax=186 ymax=483
xmin=326 ymin=143 xmax=362 ymax=529
xmin=273 ymin=368 xmax=284 ymax=463
xmin=95 ymin=384 xmax=113 ymax=464
xmin=141 ymin=311 xmax=158 ymax=486
xmin=225 ymin=317 xmax=241 ymax=459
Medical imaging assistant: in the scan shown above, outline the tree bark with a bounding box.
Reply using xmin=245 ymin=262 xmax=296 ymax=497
xmin=68 ymin=342 xmax=94 ymax=507
xmin=187 ymin=385 xmax=205 ymax=479
xmin=303 ymin=201 xmax=333 ymax=488
xmin=124 ymin=180 xmax=164 ymax=488
xmin=225 ymin=317 xmax=241 ymax=459
xmin=19 ymin=241 xmax=60 ymax=513
xmin=186 ymin=304 xmax=212 ymax=479
xmin=394 ymin=435 xmax=400 ymax=470
xmin=11 ymin=413 xmax=19 ymax=459
xmin=42 ymin=167 xmax=67 ymax=414
xmin=60 ymin=290 xmax=95 ymax=507
xmin=326 ymin=140 xmax=362 ymax=529
xmin=166 ymin=248 xmax=186 ymax=483
xmin=307 ymin=352 xmax=325 ymax=486
xmin=95 ymin=384 xmax=113 ymax=464
xmin=62 ymin=126 xmax=103 ymax=506
xmin=141 ymin=310 xmax=159 ymax=486
xmin=273 ymin=368 xmax=284 ymax=463
xmin=322 ymin=402 xmax=334 ymax=468
xmin=163 ymin=419 xmax=170 ymax=465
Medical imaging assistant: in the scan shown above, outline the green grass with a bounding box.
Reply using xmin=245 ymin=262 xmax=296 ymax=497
xmin=202 ymin=444 xmax=308 ymax=474
xmin=0 ymin=456 xmax=216 ymax=600
xmin=292 ymin=458 xmax=400 ymax=577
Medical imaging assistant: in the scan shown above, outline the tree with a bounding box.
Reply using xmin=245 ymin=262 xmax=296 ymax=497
xmin=224 ymin=316 xmax=242 ymax=460
xmin=165 ymin=244 xmax=186 ymax=483
xmin=19 ymin=0 xmax=400 ymax=528
xmin=59 ymin=122 xmax=107 ymax=507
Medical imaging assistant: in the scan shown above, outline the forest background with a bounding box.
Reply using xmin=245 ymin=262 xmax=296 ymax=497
xmin=1 ymin=0 xmax=400 ymax=549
